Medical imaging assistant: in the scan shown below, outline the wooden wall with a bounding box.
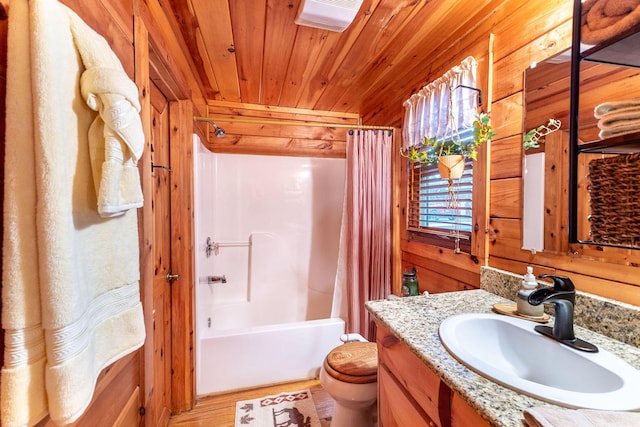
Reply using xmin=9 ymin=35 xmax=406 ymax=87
xmin=1 ymin=0 xmax=639 ymax=425
xmin=395 ymin=0 xmax=640 ymax=306
xmin=489 ymin=1 xmax=640 ymax=306
xmin=397 ymin=36 xmax=493 ymax=296
xmin=204 ymin=101 xmax=360 ymax=158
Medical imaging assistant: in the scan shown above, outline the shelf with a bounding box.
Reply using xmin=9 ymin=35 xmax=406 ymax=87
xmin=581 ymin=24 xmax=640 ymax=68
xmin=579 ymin=131 xmax=640 ymax=154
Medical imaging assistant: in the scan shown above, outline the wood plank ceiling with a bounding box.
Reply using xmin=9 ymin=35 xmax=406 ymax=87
xmin=167 ymin=0 xmax=510 ymax=126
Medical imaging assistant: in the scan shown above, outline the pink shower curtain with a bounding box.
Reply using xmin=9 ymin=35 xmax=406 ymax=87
xmin=338 ymin=129 xmax=392 ymax=340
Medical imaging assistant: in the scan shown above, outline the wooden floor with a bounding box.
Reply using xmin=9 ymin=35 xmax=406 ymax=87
xmin=167 ymin=379 xmax=334 ymax=427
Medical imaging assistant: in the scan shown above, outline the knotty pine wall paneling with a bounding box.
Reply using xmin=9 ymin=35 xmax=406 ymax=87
xmin=393 ymin=0 xmax=640 ymax=304
xmin=390 ymin=0 xmax=638 ymax=304
xmin=397 ymin=36 xmax=493 ymax=293
xmin=485 ymin=1 xmax=640 ymax=304
xmin=206 ymin=101 xmax=361 ymax=158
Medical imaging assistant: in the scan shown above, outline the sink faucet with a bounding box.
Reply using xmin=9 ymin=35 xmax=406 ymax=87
xmin=528 ymin=274 xmax=598 ymax=352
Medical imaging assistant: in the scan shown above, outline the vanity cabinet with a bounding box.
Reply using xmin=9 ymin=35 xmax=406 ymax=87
xmin=378 ymin=367 xmax=436 ymax=427
xmin=375 ymin=322 xmax=490 ymax=427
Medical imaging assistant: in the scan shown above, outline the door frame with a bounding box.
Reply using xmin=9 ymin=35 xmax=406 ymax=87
xmin=134 ymin=15 xmax=196 ymax=420
xmin=167 ymin=100 xmax=195 ymax=413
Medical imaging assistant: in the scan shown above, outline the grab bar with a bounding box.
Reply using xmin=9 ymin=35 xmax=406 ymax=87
xmin=205 ymin=237 xmax=251 ymax=257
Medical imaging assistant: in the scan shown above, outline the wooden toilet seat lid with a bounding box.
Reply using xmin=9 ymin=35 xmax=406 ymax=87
xmin=324 ymin=342 xmax=378 ymax=384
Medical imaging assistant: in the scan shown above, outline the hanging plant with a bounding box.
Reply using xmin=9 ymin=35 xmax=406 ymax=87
xmin=403 ymin=112 xmax=496 ymax=171
xmin=437 ymin=154 xmax=465 ymax=179
xmin=403 ymin=112 xmax=496 ymax=214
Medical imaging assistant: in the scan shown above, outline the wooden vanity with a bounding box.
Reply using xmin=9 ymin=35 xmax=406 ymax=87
xmin=366 ymin=289 xmax=640 ymax=427
xmin=376 ymin=321 xmax=489 ymax=427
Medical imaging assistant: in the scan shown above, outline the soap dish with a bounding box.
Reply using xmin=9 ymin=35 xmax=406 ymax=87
xmin=492 ymin=303 xmax=549 ymax=323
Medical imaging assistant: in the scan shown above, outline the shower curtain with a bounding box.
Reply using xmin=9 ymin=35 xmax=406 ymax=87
xmin=332 ymin=129 xmax=393 ymax=340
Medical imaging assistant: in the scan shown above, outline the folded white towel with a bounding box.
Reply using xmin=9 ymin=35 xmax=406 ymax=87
xmin=594 ymin=101 xmax=640 ymax=139
xmin=594 ymin=100 xmax=640 ymax=118
xmin=597 ymin=108 xmax=640 ymax=137
xmin=597 ymin=109 xmax=640 ymax=129
xmin=524 ymin=407 xmax=640 ymax=427
xmin=598 ymin=118 xmax=640 ymax=139
xmin=70 ymin=15 xmax=145 ymax=217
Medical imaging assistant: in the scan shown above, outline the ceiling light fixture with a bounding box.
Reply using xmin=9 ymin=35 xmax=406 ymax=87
xmin=295 ymin=0 xmax=364 ymax=32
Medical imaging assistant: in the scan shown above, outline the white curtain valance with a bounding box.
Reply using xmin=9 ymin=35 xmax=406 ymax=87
xmin=402 ymin=56 xmax=478 ymax=151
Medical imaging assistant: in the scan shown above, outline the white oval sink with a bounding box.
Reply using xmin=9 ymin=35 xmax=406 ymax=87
xmin=439 ymin=313 xmax=640 ymax=410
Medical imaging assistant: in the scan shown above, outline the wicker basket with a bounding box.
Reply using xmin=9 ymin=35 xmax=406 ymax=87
xmin=587 ymin=153 xmax=640 ymax=247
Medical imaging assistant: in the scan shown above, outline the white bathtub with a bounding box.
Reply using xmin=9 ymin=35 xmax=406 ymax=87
xmin=196 ymin=317 xmax=345 ymax=396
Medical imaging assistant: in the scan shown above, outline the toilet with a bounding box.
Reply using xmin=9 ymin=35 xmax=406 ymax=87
xmin=319 ymin=339 xmax=378 ymax=427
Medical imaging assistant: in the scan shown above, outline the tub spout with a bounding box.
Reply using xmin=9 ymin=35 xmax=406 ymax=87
xmin=207 ymin=275 xmax=227 ymax=284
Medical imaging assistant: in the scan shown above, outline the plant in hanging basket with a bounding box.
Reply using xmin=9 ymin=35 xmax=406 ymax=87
xmin=403 ymin=112 xmax=496 ymax=177
xmin=437 ymin=154 xmax=465 ymax=179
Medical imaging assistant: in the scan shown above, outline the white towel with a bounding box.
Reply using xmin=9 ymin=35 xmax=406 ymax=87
xmin=597 ymin=109 xmax=640 ymax=137
xmin=70 ymin=13 xmax=145 ymax=217
xmin=1 ymin=1 xmax=48 ymax=424
xmin=599 ymin=127 xmax=640 ymax=139
xmin=594 ymin=99 xmax=640 ymax=118
xmin=1 ymin=1 xmax=146 ymax=425
xmin=524 ymin=406 xmax=640 ymax=427
xmin=597 ymin=116 xmax=640 ymax=139
xmin=597 ymin=110 xmax=640 ymax=128
xmin=593 ymin=100 xmax=640 ymax=139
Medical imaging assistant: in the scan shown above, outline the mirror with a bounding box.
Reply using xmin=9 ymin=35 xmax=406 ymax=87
xmin=573 ymin=59 xmax=640 ymax=247
xmin=524 ymin=50 xmax=571 ymax=140
xmin=569 ymin=1 xmax=640 ymax=249
xmin=524 ymin=18 xmax=640 ymax=251
xmin=522 ymin=49 xmax=572 ymax=253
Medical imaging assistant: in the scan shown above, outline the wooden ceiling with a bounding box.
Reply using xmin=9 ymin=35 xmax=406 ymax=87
xmin=168 ymin=0 xmax=510 ymax=126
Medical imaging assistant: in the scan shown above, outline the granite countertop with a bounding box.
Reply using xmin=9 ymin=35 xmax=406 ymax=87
xmin=366 ymin=289 xmax=640 ymax=427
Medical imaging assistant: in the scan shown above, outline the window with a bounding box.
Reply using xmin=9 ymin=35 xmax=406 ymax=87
xmin=407 ymin=151 xmax=473 ymax=253
xmin=402 ymin=57 xmax=478 ymax=253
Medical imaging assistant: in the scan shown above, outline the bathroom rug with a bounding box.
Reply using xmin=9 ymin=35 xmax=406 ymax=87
xmin=235 ymin=389 xmax=321 ymax=427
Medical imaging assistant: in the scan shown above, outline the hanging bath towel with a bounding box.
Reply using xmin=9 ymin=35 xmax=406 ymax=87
xmin=1 ymin=0 xmax=146 ymax=425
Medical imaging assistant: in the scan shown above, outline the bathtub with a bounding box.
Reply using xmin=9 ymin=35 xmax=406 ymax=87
xmin=196 ymin=317 xmax=345 ymax=395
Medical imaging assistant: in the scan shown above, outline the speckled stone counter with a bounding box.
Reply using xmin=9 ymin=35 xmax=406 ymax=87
xmin=366 ymin=290 xmax=640 ymax=427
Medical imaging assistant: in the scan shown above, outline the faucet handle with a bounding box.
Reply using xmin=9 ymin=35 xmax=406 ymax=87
xmin=538 ymin=274 xmax=575 ymax=292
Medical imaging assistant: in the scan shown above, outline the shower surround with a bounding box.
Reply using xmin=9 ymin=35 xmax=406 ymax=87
xmin=193 ymin=137 xmax=346 ymax=395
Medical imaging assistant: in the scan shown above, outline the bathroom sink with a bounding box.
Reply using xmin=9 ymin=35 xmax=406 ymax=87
xmin=439 ymin=313 xmax=640 ymax=410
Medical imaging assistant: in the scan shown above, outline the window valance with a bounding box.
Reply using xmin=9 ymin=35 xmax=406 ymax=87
xmin=402 ymin=56 xmax=478 ymax=151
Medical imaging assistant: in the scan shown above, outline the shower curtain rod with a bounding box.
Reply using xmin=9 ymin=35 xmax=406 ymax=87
xmin=193 ymin=116 xmax=395 ymax=131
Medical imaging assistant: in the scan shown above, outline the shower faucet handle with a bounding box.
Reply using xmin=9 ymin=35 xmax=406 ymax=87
xmin=205 ymin=237 xmax=219 ymax=257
